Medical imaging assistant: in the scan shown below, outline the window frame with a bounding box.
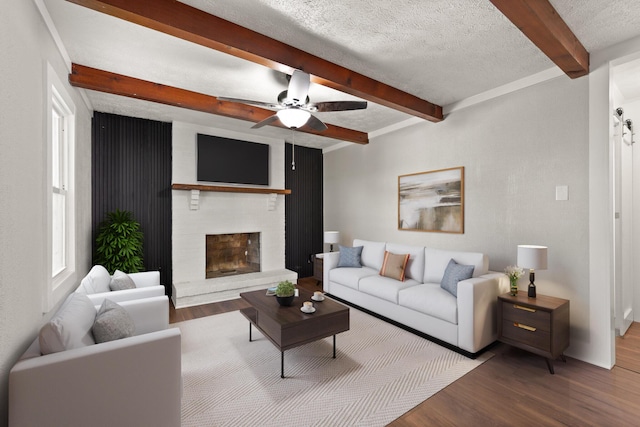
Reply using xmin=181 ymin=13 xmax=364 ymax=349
xmin=46 ymin=63 xmax=76 ymax=309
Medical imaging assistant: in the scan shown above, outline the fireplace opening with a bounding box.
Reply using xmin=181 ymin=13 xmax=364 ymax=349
xmin=206 ymin=233 xmax=260 ymax=279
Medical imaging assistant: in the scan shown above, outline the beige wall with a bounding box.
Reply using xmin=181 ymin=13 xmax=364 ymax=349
xmin=323 ymin=76 xmax=594 ymax=362
xmin=0 ymin=1 xmax=92 ymax=424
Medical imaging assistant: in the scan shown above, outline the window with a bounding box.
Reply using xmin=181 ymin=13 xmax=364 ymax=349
xmin=48 ymin=63 xmax=76 ymax=299
xmin=51 ymin=91 xmax=68 ymax=277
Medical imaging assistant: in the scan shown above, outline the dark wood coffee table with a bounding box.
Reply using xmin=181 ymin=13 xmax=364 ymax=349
xmin=240 ymin=288 xmax=350 ymax=378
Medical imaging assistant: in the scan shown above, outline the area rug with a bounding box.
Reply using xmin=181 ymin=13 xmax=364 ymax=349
xmin=177 ymin=307 xmax=492 ymax=426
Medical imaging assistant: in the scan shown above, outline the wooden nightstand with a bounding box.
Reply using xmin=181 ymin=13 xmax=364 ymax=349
xmin=497 ymin=291 xmax=570 ymax=374
xmin=313 ymin=254 xmax=324 ymax=286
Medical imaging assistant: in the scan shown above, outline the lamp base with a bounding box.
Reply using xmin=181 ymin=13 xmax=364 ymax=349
xmin=527 ymin=270 xmax=537 ymax=297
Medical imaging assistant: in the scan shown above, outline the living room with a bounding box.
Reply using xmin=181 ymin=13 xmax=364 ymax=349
xmin=3 ymin=0 xmax=640 ymax=425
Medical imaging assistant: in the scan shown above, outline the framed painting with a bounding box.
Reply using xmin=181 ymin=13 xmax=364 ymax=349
xmin=398 ymin=166 xmax=464 ymax=233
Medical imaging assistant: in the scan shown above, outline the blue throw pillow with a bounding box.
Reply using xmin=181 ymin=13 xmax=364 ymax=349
xmin=337 ymin=245 xmax=363 ymax=268
xmin=440 ymin=259 xmax=475 ymax=297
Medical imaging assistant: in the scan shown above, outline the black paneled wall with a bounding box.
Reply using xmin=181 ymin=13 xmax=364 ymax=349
xmin=92 ymin=112 xmax=172 ymax=295
xmin=285 ymin=142 xmax=323 ymax=277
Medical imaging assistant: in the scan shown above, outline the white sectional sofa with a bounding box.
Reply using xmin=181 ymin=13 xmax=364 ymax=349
xmin=9 ymin=294 xmax=182 ymax=427
xmin=75 ymin=265 xmax=166 ymax=304
xmin=323 ymin=239 xmax=507 ymax=355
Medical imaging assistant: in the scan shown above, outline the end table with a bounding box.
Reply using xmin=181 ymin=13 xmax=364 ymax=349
xmin=497 ymin=291 xmax=570 ymax=374
xmin=313 ymin=253 xmax=324 ymax=287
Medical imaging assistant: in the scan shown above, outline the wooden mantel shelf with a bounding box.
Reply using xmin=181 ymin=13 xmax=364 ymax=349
xmin=172 ymin=183 xmax=291 ymax=195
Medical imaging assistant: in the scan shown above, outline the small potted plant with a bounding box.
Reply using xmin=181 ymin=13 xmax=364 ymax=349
xmin=275 ymin=280 xmax=296 ymax=306
xmin=504 ymin=265 xmax=524 ymax=296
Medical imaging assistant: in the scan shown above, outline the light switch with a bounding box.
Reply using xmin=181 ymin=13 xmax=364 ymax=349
xmin=556 ymin=185 xmax=569 ymax=201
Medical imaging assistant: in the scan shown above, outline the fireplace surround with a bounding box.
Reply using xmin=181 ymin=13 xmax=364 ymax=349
xmin=171 ymin=122 xmax=297 ymax=308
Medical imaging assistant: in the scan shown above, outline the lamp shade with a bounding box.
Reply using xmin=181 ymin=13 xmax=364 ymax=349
xmin=277 ymin=108 xmax=310 ymax=128
xmin=324 ymin=231 xmax=340 ymax=244
xmin=517 ymin=245 xmax=548 ymax=270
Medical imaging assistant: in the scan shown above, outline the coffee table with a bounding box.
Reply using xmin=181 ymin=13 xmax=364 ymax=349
xmin=240 ymin=288 xmax=350 ymax=378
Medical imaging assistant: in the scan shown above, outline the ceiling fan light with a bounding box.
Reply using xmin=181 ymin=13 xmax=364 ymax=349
xmin=277 ymin=109 xmax=310 ymax=128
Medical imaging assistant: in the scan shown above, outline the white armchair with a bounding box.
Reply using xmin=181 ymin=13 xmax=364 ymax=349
xmin=9 ymin=295 xmax=182 ymax=427
xmin=75 ymin=265 xmax=166 ymax=305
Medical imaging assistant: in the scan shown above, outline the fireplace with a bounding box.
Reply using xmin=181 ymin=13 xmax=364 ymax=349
xmin=206 ymin=233 xmax=260 ymax=278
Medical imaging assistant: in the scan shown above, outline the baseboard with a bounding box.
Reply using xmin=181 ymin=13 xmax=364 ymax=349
xmin=325 ymin=293 xmax=496 ymax=359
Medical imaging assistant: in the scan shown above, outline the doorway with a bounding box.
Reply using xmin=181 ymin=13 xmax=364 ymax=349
xmin=612 ymin=59 xmax=639 ymax=370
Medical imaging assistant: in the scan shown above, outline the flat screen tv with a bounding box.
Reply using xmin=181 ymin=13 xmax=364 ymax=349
xmin=197 ymin=134 xmax=269 ymax=186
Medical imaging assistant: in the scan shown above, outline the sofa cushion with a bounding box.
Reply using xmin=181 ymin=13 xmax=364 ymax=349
xmin=110 ymin=270 xmax=137 ymax=291
xmin=424 ymin=248 xmax=488 ymax=284
xmin=337 ymin=245 xmax=363 ymax=268
xmin=330 ymin=266 xmax=378 ymax=290
xmin=399 ymin=284 xmax=458 ymax=324
xmin=380 ymin=251 xmax=410 ymax=281
xmin=77 ymin=265 xmax=112 ymax=294
xmin=92 ymin=299 xmax=135 ymax=343
xmin=359 ymin=275 xmax=419 ymax=304
xmin=440 ymin=259 xmax=475 ymax=297
xmin=353 ymin=239 xmax=386 ymax=271
xmin=386 ymin=243 xmax=425 ymax=282
xmin=39 ymin=293 xmax=97 ymax=354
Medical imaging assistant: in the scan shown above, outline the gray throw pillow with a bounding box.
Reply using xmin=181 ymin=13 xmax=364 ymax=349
xmin=337 ymin=245 xmax=364 ymax=268
xmin=39 ymin=293 xmax=97 ymax=354
xmin=440 ymin=259 xmax=475 ymax=297
xmin=110 ymin=269 xmax=136 ymax=291
xmin=92 ymin=299 xmax=135 ymax=343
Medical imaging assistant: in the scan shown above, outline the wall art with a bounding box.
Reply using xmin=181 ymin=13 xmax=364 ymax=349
xmin=398 ymin=166 xmax=464 ymax=233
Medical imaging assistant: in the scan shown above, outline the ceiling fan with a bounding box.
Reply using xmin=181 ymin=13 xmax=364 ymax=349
xmin=217 ymin=70 xmax=367 ymax=131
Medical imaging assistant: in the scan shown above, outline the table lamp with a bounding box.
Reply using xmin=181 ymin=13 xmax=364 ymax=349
xmin=517 ymin=245 xmax=548 ymax=298
xmin=324 ymin=231 xmax=340 ymax=252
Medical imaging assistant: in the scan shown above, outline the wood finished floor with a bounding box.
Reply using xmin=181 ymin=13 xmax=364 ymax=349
xmin=615 ymin=321 xmax=640 ymax=374
xmin=170 ymin=278 xmax=640 ymax=426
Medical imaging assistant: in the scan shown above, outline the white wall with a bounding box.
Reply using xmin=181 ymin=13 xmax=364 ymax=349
xmin=324 ymin=76 xmax=593 ymax=362
xmin=0 ymin=1 xmax=92 ymax=424
xmin=171 ymin=122 xmax=287 ymax=287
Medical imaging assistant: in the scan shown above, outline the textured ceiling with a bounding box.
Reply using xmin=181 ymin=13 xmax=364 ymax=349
xmin=180 ymin=0 xmax=551 ymax=106
xmin=42 ymin=0 xmax=640 ymax=149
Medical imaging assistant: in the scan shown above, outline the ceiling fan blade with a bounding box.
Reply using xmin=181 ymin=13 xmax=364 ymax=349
xmin=251 ymin=114 xmax=280 ymax=129
xmin=308 ymin=101 xmax=368 ymax=112
xmin=305 ymin=114 xmax=328 ymax=132
xmin=217 ymin=97 xmax=281 ymax=110
xmin=287 ymin=70 xmax=310 ymax=105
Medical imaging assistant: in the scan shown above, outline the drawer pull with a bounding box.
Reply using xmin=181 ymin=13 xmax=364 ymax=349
xmin=514 ymin=304 xmax=536 ymax=313
xmin=514 ymin=322 xmax=536 ymax=332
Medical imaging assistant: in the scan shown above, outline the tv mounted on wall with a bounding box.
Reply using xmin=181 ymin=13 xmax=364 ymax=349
xmin=197 ymin=133 xmax=269 ymax=186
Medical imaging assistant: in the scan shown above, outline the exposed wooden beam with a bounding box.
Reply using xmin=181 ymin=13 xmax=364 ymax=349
xmin=69 ymin=64 xmax=368 ymax=144
xmin=66 ymin=0 xmax=443 ymax=122
xmin=490 ymin=0 xmax=589 ymax=78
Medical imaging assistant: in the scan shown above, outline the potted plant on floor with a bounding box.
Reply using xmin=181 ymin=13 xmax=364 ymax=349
xmin=275 ymin=280 xmax=296 ymax=306
xmin=94 ymin=209 xmax=144 ymax=274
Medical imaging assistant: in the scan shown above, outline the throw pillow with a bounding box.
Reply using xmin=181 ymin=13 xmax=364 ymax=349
xmin=379 ymin=251 xmax=410 ymax=281
xmin=337 ymin=245 xmax=364 ymax=268
xmin=440 ymin=259 xmax=475 ymax=297
xmin=39 ymin=293 xmax=97 ymax=354
xmin=110 ymin=269 xmax=136 ymax=291
xmin=77 ymin=265 xmax=112 ymax=294
xmin=92 ymin=299 xmax=136 ymax=344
